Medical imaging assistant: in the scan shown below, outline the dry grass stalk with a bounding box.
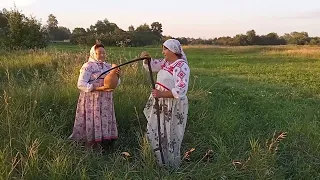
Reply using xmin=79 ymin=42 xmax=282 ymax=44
xmin=267 ymin=131 xmax=287 ymax=153
xmin=233 ymin=131 xmax=287 ymax=170
xmin=183 ymin=148 xmax=195 ymax=162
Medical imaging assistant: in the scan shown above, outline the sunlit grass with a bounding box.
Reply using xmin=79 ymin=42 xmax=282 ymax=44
xmin=0 ymin=45 xmax=319 ymax=179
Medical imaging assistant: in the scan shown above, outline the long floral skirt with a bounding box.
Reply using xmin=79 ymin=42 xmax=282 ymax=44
xmin=143 ymin=95 xmax=188 ymax=168
xmin=69 ymin=91 xmax=118 ymax=143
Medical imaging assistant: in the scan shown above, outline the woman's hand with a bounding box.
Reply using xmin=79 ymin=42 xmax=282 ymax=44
xmin=94 ymin=86 xmax=113 ymax=92
xmin=141 ymin=51 xmax=150 ymax=64
xmin=152 ymin=89 xmax=163 ymax=98
xmin=152 ymin=89 xmax=174 ymax=98
xmin=115 ymin=67 xmax=121 ymax=77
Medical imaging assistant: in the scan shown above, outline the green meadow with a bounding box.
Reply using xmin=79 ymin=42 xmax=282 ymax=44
xmin=0 ymin=44 xmax=319 ymax=179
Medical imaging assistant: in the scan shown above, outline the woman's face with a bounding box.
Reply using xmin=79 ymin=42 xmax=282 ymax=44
xmin=95 ymin=47 xmax=106 ymax=60
xmin=162 ymin=46 xmax=176 ymax=61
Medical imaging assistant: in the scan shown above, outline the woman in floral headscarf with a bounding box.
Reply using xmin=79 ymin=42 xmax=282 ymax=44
xmin=69 ymin=43 xmax=121 ymax=150
xmin=141 ymin=39 xmax=190 ymax=168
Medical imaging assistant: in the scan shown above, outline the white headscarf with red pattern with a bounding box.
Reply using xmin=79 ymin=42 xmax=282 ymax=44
xmin=163 ymin=39 xmax=187 ymax=62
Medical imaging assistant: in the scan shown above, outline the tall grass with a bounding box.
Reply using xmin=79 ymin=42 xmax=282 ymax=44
xmin=265 ymin=46 xmax=320 ymax=59
xmin=0 ymin=45 xmax=319 ymax=179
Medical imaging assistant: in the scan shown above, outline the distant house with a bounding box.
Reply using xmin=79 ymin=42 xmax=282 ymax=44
xmin=51 ymin=39 xmax=71 ymax=43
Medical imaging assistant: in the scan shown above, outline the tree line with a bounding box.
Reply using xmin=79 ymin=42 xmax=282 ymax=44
xmin=0 ymin=7 xmax=319 ymax=50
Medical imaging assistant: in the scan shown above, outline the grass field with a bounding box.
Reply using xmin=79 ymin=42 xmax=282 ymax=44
xmin=0 ymin=44 xmax=320 ymax=179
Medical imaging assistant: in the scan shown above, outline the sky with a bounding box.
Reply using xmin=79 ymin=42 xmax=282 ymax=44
xmin=1 ymin=0 xmax=320 ymax=39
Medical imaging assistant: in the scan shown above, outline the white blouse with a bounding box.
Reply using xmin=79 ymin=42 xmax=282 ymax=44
xmin=143 ymin=58 xmax=190 ymax=99
xmin=77 ymin=59 xmax=121 ymax=92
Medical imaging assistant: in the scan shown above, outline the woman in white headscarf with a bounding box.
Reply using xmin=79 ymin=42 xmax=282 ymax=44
xmin=69 ymin=43 xmax=121 ymax=150
xmin=141 ymin=39 xmax=190 ymax=168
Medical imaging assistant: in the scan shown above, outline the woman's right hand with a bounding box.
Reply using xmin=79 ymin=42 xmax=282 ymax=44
xmin=141 ymin=51 xmax=150 ymax=64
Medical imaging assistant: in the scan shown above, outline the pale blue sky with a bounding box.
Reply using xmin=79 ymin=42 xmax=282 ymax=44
xmin=1 ymin=0 xmax=320 ymax=38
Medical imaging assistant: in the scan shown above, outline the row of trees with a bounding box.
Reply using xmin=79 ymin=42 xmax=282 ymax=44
xmin=175 ymin=30 xmax=319 ymax=46
xmin=0 ymin=7 xmax=319 ymax=50
xmin=47 ymin=15 xmax=319 ymax=47
xmin=69 ymin=20 xmax=163 ymax=47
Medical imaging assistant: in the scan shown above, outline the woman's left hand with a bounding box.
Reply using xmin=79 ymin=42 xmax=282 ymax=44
xmin=115 ymin=68 xmax=121 ymax=76
xmin=152 ymin=89 xmax=163 ymax=98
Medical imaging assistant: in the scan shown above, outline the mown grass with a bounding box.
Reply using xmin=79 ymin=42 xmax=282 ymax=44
xmin=0 ymin=44 xmax=320 ymax=179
